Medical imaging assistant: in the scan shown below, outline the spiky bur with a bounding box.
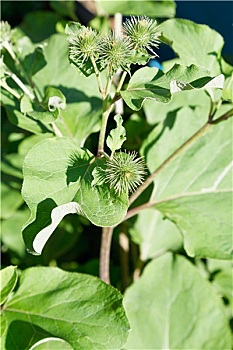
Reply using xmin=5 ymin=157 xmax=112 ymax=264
xmin=105 ymin=151 xmax=147 ymax=195
xmin=68 ymin=26 xmax=101 ymax=65
xmin=123 ymin=16 xmax=161 ymax=57
xmin=0 ymin=21 xmax=12 ymax=51
xmin=100 ymin=32 xmax=133 ymax=76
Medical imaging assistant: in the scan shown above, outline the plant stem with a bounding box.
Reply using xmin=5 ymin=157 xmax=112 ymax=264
xmin=99 ymin=226 xmax=114 ymax=284
xmin=129 ymin=122 xmax=212 ymax=206
xmin=119 ymin=227 xmax=130 ymax=291
xmin=115 ymin=70 xmax=128 ymax=94
xmin=90 ymin=55 xmax=104 ymax=96
xmin=1 ymin=80 xmax=21 ymax=99
xmin=51 ymin=122 xmax=63 ymax=137
xmin=6 ymin=72 xmax=34 ymax=100
xmin=97 ymin=100 xmax=114 ymax=154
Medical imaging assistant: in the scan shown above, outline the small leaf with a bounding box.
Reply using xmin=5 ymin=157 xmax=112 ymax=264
xmin=20 ymin=87 xmax=66 ymax=124
xmin=91 ymin=166 xmax=106 ymax=187
xmin=65 ymin=21 xmax=82 ymax=36
xmin=0 ymin=266 xmax=18 ymax=305
xmin=44 ymin=86 xmax=66 ymax=117
xmin=106 ymin=114 xmax=126 ymax=153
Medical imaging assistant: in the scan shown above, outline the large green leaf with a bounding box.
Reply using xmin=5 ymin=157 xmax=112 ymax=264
xmin=123 ymin=253 xmax=231 ymax=349
xmin=96 ymin=0 xmax=176 ymax=18
xmin=1 ymin=182 xmax=24 ymax=220
xmin=160 ymin=19 xmax=224 ymax=75
xmin=22 ymin=137 xmax=128 ymax=254
xmin=1 ymin=209 xmax=29 ymax=258
xmin=120 ymin=64 xmax=220 ymax=111
xmin=142 ymin=116 xmax=232 ymax=259
xmin=2 ymin=267 xmax=130 ymax=350
xmin=129 ymin=208 xmax=183 ymax=260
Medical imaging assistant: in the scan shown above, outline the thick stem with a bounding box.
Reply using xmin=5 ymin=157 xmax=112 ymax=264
xmin=99 ymin=226 xmax=114 ymax=284
xmin=119 ymin=228 xmax=130 ymax=291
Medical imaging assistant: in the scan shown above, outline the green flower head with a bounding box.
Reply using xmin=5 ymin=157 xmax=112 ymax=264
xmin=68 ymin=26 xmax=101 ymax=64
xmin=105 ymin=151 xmax=147 ymax=194
xmin=123 ymin=16 xmax=161 ymax=57
xmin=100 ymin=32 xmax=133 ymax=76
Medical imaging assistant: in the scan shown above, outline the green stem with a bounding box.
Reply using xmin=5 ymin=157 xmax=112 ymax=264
xmin=90 ymin=55 xmax=104 ymax=96
xmin=4 ymin=41 xmax=18 ymax=63
xmin=99 ymin=226 xmax=114 ymax=284
xmin=6 ymin=71 xmax=34 ymax=100
xmin=51 ymin=122 xmax=63 ymax=137
xmin=1 ymin=80 xmax=21 ymax=99
xmin=115 ymin=70 xmax=128 ymax=94
xmin=97 ymin=100 xmax=114 ymax=155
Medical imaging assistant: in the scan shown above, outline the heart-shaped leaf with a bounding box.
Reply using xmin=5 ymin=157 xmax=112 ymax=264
xmin=2 ymin=267 xmax=130 ymax=350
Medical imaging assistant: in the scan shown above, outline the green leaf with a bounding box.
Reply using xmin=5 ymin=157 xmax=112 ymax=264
xmin=15 ymin=35 xmax=46 ymax=78
xmin=106 ymin=114 xmax=126 ymax=153
xmin=20 ymin=87 xmax=66 ymax=124
xmin=50 ymin=0 xmax=78 ymax=21
xmin=3 ymin=267 xmax=130 ymax=350
xmin=143 ymin=117 xmax=232 ymax=259
xmin=22 ymin=138 xmax=128 ymax=254
xmin=222 ymin=75 xmax=233 ymax=102
xmin=170 ymin=74 xmax=224 ymax=94
xmin=143 ymin=88 xmax=210 ymax=125
xmin=19 ymin=11 xmax=62 ymax=42
xmin=1 ymin=90 xmax=51 ymax=134
xmin=29 ymin=337 xmax=73 ymax=350
xmin=1 ymin=209 xmax=29 ymax=257
xmin=1 ymin=182 xmax=24 ymax=220
xmin=31 ymin=202 xmax=82 ymax=255
xmin=155 ymin=192 xmax=232 ymax=259
xmin=0 ymin=266 xmax=18 ymax=305
xmin=96 ymin=0 xmax=176 ymax=18
xmin=160 ymin=19 xmax=224 ymax=75
xmin=129 ymin=208 xmax=183 ymax=260
xmin=123 ymin=253 xmax=231 ymax=349
xmin=121 ymin=64 xmax=214 ymax=111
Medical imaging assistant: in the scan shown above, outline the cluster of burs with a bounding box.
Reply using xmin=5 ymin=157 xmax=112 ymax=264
xmin=66 ymin=16 xmax=161 ymax=76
